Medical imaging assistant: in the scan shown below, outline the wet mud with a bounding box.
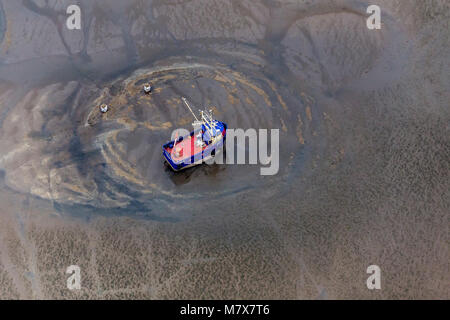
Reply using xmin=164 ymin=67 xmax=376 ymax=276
xmin=0 ymin=0 xmax=448 ymax=299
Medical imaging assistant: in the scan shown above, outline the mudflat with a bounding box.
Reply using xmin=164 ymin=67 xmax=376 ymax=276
xmin=0 ymin=0 xmax=448 ymax=299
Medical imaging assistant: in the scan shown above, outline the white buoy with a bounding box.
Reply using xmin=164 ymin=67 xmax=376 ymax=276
xmin=100 ymin=104 xmax=108 ymax=113
xmin=143 ymin=83 xmax=152 ymax=94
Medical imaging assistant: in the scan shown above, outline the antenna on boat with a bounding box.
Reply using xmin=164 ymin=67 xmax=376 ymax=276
xmin=181 ymin=97 xmax=199 ymax=122
xmin=181 ymin=97 xmax=217 ymax=138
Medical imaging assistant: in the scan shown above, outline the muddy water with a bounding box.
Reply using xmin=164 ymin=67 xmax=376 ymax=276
xmin=0 ymin=0 xmax=448 ymax=299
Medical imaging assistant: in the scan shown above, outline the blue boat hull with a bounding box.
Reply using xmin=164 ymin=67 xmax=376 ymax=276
xmin=162 ymin=121 xmax=227 ymax=171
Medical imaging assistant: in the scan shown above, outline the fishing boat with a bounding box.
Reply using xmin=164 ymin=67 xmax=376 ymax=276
xmin=162 ymin=97 xmax=227 ymax=171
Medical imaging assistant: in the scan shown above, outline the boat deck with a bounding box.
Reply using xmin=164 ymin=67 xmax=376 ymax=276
xmin=165 ymin=134 xmax=206 ymax=162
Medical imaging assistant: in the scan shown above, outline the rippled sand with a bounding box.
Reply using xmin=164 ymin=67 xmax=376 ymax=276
xmin=0 ymin=0 xmax=448 ymax=299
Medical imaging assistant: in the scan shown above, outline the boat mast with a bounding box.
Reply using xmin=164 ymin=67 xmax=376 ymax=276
xmin=182 ymin=97 xmax=216 ymax=138
xmin=181 ymin=97 xmax=199 ymax=122
xmin=200 ymin=110 xmax=216 ymax=137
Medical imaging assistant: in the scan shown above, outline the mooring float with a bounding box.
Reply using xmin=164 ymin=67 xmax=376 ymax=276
xmin=143 ymin=83 xmax=152 ymax=94
xmin=99 ymin=103 xmax=108 ymax=113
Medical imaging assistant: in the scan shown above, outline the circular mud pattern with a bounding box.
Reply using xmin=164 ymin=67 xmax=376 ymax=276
xmin=78 ymin=53 xmax=314 ymax=210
